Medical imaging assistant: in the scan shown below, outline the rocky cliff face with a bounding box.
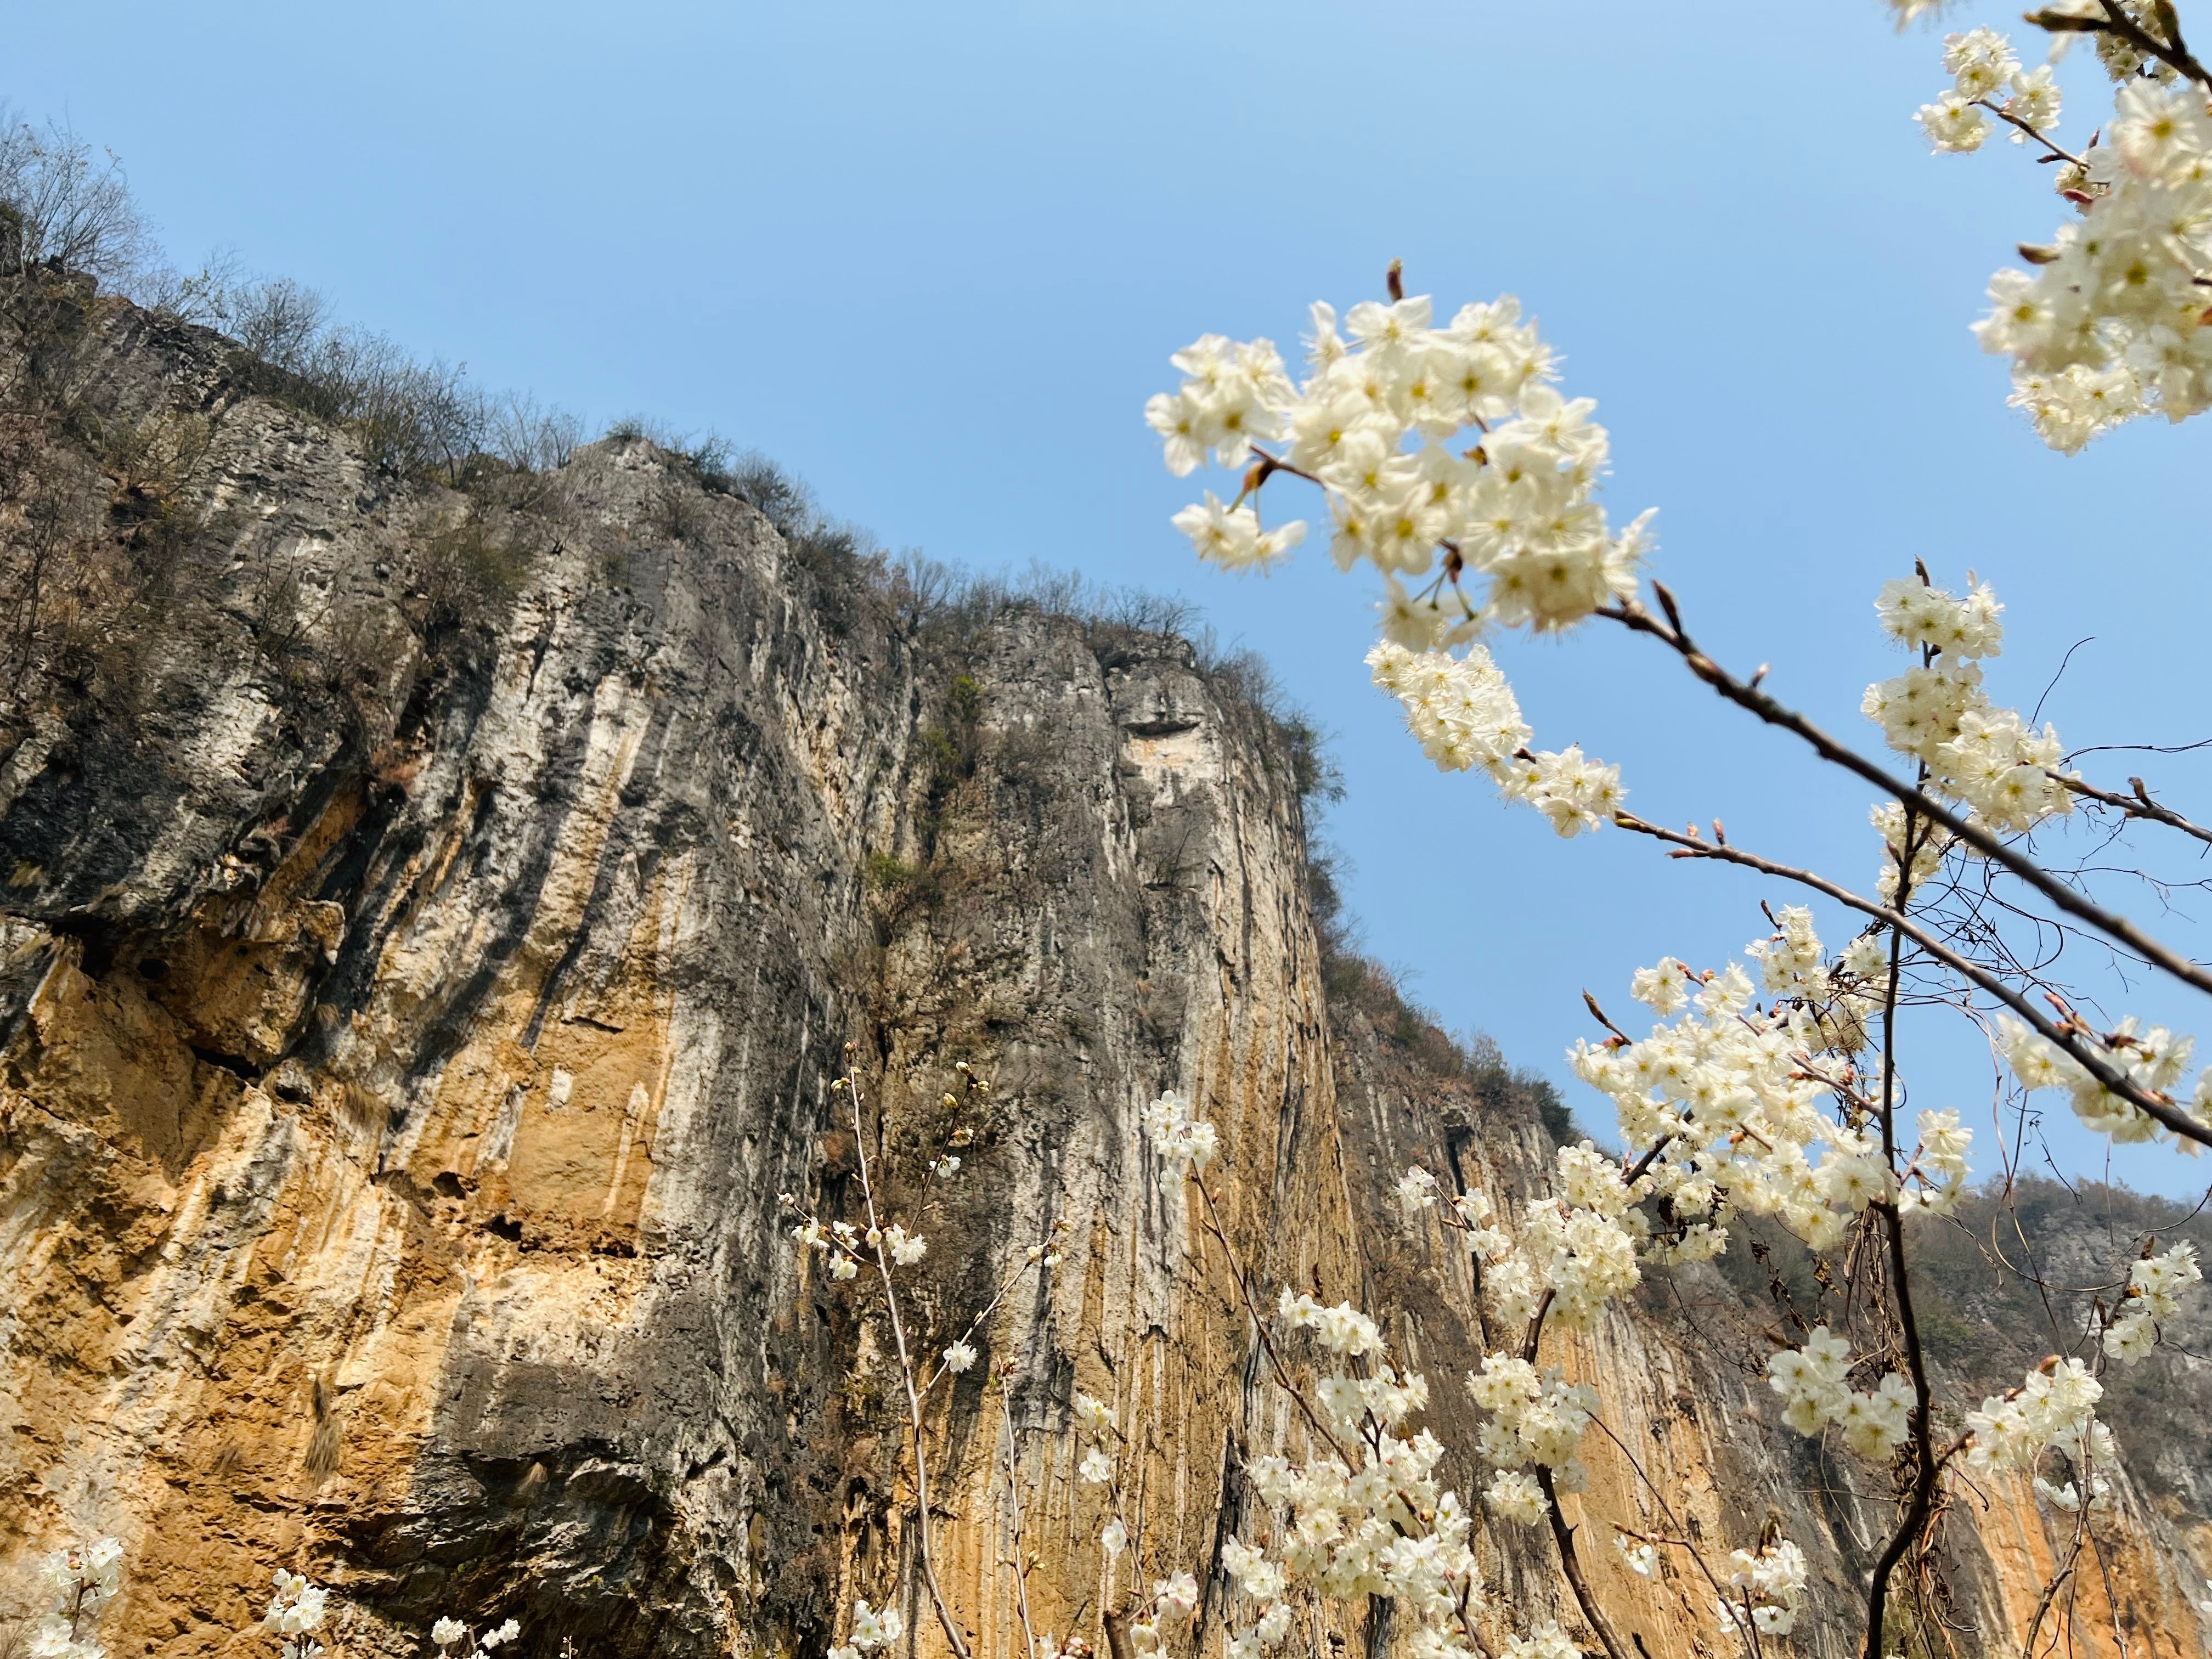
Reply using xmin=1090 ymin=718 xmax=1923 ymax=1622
xmin=1 ymin=282 xmax=2207 ymax=1659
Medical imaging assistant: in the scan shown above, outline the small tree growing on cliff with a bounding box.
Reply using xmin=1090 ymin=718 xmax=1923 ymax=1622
xmin=0 ymin=114 xmax=149 ymax=287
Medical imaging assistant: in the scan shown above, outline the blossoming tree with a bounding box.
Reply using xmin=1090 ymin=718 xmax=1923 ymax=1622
xmin=1122 ymin=4 xmax=2212 ymax=1657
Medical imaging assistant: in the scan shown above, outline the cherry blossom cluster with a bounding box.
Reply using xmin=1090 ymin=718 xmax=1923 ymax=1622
xmin=1918 ymin=12 xmax=2212 ymax=448
xmin=1075 ymin=1391 xmax=1117 ymax=1491
xmin=827 ymin=1598 xmax=906 ymax=1659
xmin=430 ymin=1616 xmax=520 ymax=1658
xmin=1144 ymin=1578 xmax=1204 ymax=1652
xmin=1512 ymin=1145 xmax=1645 ymax=1324
xmin=1146 ymin=1093 xmax=1618 ymax=1659
xmin=1716 ymin=1539 xmax=1809 ymax=1639
xmin=2103 ymin=1240 xmax=2202 ymax=1359
xmin=1403 ymin=1146 xmax=1640 ymax=1513
xmin=31 ymin=1543 xmax=341 ymax=1659
xmin=31 ymin=1538 xmax=123 ymax=1659
xmin=1147 ymin=297 xmax=1654 ymax=630
xmin=1497 ymin=1626 xmax=1580 ymax=1659
xmin=1398 ymin=1118 xmax=1820 ymax=1643
xmin=1403 ymin=908 xmax=1972 ymax=1548
xmin=1149 ymin=290 xmax=1646 ymax=838
xmin=1863 ymin=577 xmax=2074 ymax=834
xmin=1284 ymin=1291 xmax=1438 ymax=1437
xmin=1230 ymin=1360 xmax=1481 ymax=1659
xmin=1570 ymin=915 xmax=1971 ymax=1255
xmin=1402 ymin=1177 xmax=1531 ymax=1280
xmin=1216 ymin=1543 xmax=1295 ymax=1659
xmin=786 ymin=1210 xmax=926 ymax=1274
xmin=1764 ymin=1327 xmax=1915 ymax=1459
xmin=1997 ymin=1013 xmax=2212 ymax=1144
xmin=1139 ymin=1088 xmax=1218 ymax=1174
xmin=1234 ymin=1435 xmax=1477 ymax=1647
xmin=1171 ymin=493 xmax=1306 ymax=573
xmin=1917 ymin=26 xmax=2064 ymax=151
xmin=1366 ymin=642 xmax=1624 ymax=836
xmin=1466 ymin=1355 xmax=1600 ymax=1517
xmin=1965 ymin=1356 xmax=2113 ymax=1511
xmin=266 ymin=1572 xmax=334 ymax=1659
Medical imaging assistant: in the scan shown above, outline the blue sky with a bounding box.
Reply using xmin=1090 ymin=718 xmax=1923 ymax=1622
xmin=13 ymin=0 xmax=2210 ymax=1194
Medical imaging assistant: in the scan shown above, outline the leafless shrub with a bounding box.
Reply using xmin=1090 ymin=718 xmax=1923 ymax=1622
xmin=410 ymin=507 xmax=531 ymax=632
xmin=490 ymin=394 xmax=579 ymax=474
xmin=0 ymin=110 xmax=152 ymax=287
xmin=208 ymin=273 xmax=331 ymax=364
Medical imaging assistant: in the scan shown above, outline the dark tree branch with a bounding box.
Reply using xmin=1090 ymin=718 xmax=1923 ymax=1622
xmin=1536 ymin=1465 xmax=1635 ymax=1659
xmin=1864 ymin=831 xmax=1942 ymax=1658
xmin=1612 ymin=812 xmax=2212 ymax=1150
xmin=2059 ymin=771 xmax=2212 ymax=850
xmin=1598 ymin=593 xmax=2212 ymax=1002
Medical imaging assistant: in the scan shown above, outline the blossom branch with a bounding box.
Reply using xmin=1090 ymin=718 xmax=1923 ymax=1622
xmin=1184 ymin=1173 xmax=1360 ymax=1471
xmin=1599 ymin=589 xmax=2212 ymax=1003
xmin=921 ymin=1246 xmax=1053 ymax=1396
xmin=1968 ymin=99 xmax=2086 ymax=166
xmin=2068 ymin=1 xmax=2212 ymax=92
xmin=1513 ymin=1234 xmax=1671 ymax=1659
xmin=1144 ymin=252 xmax=2209 ymax=1659
xmin=997 ymin=1376 xmax=1045 ymax=1659
xmin=844 ymin=1065 xmax=973 ymax=1659
xmin=1611 ymin=812 xmax=2212 ymax=1149
xmin=2057 ymin=772 xmax=2212 ymax=850
xmin=1863 ymin=839 xmax=1941 ymax=1659
xmin=1584 ymin=1417 xmax=1749 ymax=1650
xmin=1495 ymin=1134 xmax=1694 ymax=1659
xmin=1182 ymin=1163 xmax=1499 ymax=1659
xmin=1533 ymin=1466 xmax=1636 ymax=1659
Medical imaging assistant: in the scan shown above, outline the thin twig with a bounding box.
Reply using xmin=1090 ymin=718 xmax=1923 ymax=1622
xmin=1611 ymin=812 xmax=2212 ymax=1150
xmin=999 ymin=1381 xmax=1043 ymax=1659
xmin=848 ymin=1067 xmax=973 ymax=1659
xmin=1190 ymin=1176 xmax=1357 ymax=1471
xmin=2018 ymin=1554 xmax=2077 ymax=1659
xmin=1864 ymin=828 xmax=1943 ymax=1659
xmin=2058 ymin=772 xmax=2212 ymax=850
xmin=1972 ymin=98 xmax=2087 ymax=165
xmin=919 ymin=1249 xmax=1049 ymax=1396
xmin=1597 ymin=593 xmax=2212 ymax=1003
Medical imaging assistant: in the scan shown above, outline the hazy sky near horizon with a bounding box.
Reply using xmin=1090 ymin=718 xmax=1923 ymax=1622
xmin=13 ymin=1 xmax=2211 ymax=1195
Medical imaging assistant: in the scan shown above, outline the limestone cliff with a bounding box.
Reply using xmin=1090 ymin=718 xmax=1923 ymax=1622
xmin=1 ymin=277 xmax=2207 ymax=1659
